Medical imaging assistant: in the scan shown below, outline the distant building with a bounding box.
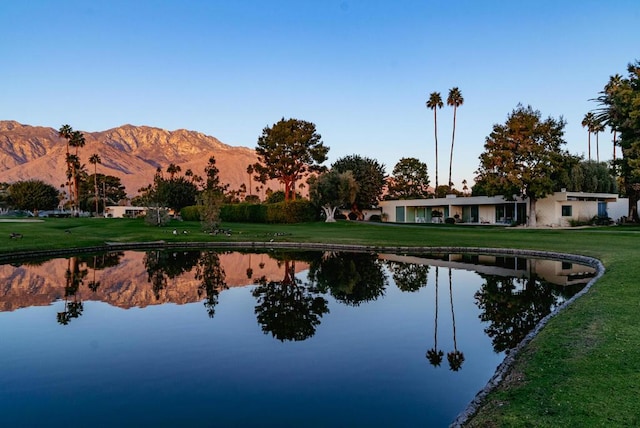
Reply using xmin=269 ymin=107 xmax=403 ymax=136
xmin=379 ymin=191 xmax=626 ymax=227
xmin=105 ymin=206 xmax=147 ymax=218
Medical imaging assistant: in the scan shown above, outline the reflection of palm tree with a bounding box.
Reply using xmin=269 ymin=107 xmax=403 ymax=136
xmin=426 ymin=266 xmax=444 ymax=366
xmin=446 ymin=268 xmax=464 ymax=371
xmin=88 ymin=255 xmax=101 ymax=292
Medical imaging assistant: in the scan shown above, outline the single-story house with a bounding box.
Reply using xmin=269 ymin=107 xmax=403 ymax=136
xmin=379 ymin=191 xmax=626 ymax=227
xmin=105 ymin=206 xmax=147 ymax=218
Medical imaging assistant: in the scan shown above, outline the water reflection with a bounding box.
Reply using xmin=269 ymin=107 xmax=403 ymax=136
xmin=253 ymin=257 xmax=329 ymax=341
xmin=1 ymin=250 xmax=594 ymax=354
xmin=0 ymin=249 xmax=598 ymax=426
xmin=308 ymin=251 xmax=388 ymax=305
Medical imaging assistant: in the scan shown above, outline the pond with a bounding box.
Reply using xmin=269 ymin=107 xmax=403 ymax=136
xmin=0 ymin=249 xmax=595 ymax=427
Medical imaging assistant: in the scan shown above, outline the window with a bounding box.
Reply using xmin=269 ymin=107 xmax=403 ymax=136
xmin=561 ymin=205 xmax=572 ymax=216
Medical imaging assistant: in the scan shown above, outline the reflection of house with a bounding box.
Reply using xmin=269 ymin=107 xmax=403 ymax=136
xmin=379 ymin=253 xmax=596 ymax=287
xmin=105 ymin=206 xmax=147 ymax=218
xmin=379 ymin=191 xmax=625 ymax=227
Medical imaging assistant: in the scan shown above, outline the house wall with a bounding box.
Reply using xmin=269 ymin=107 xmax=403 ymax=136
xmin=105 ymin=206 xmax=147 ymax=218
xmin=535 ymin=198 xmax=600 ymax=227
xmin=379 ymin=192 xmax=623 ymax=227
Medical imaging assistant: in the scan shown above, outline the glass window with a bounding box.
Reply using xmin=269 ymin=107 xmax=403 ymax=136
xmin=561 ymin=205 xmax=572 ymax=216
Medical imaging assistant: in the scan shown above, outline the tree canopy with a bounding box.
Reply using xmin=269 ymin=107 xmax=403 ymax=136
xmin=331 ymin=155 xmax=386 ymax=213
xmin=253 ymin=118 xmax=329 ymax=201
xmin=594 ymin=61 xmax=640 ymax=220
xmin=308 ymin=170 xmax=358 ymax=222
xmin=475 ymin=104 xmax=568 ymax=226
xmin=8 ymin=180 xmax=60 ymax=211
xmin=386 ymin=157 xmax=430 ymax=200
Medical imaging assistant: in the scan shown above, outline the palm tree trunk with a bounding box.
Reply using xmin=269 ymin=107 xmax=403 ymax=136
xmin=449 ymin=106 xmax=457 ymax=189
xmin=94 ymin=165 xmax=99 ymax=215
xmin=596 ymin=132 xmax=600 ymax=162
xmin=588 ymin=131 xmax=591 ymax=161
xmin=434 ymin=109 xmax=439 ymax=190
xmin=613 ymin=130 xmax=617 ymax=161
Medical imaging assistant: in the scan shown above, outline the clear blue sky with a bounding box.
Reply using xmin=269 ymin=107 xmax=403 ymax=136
xmin=2 ymin=0 xmax=638 ymax=187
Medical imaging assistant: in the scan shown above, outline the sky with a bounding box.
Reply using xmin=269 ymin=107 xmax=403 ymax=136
xmin=1 ymin=0 xmax=639 ymax=188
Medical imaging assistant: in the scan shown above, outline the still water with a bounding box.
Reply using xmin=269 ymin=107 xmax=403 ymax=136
xmin=0 ymin=250 xmax=594 ymax=427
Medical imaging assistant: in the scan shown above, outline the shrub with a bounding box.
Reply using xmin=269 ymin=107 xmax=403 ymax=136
xmin=369 ymin=214 xmax=382 ymax=222
xmin=335 ymin=212 xmax=347 ymax=220
xmin=444 ymin=217 xmax=456 ymax=224
xmin=145 ymin=208 xmax=170 ymax=226
xmin=266 ymin=200 xmax=317 ymax=223
xmin=180 ymin=205 xmax=201 ymax=221
xmin=348 ymin=212 xmax=358 ymax=220
xmin=221 ymin=203 xmax=267 ymax=223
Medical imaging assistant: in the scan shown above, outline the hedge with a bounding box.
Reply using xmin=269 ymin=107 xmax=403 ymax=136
xmin=219 ymin=200 xmax=317 ymax=223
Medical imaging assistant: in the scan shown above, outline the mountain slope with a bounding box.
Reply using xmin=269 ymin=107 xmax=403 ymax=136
xmin=0 ymin=120 xmax=275 ymax=197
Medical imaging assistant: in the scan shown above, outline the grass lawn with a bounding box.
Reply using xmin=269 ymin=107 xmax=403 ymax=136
xmin=2 ymin=218 xmax=640 ymax=426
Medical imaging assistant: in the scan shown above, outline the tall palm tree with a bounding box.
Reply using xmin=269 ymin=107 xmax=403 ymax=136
xmin=426 ymin=92 xmax=444 ymax=191
xmin=596 ymin=74 xmax=623 ymax=161
xmin=58 ymin=125 xmax=73 ymax=209
xmin=447 ymin=87 xmax=464 ymax=189
xmin=69 ymin=130 xmax=86 ymax=214
xmin=581 ymin=112 xmax=596 ymax=161
xmin=593 ymin=118 xmax=605 ymax=163
xmin=89 ymin=153 xmax=102 ymax=215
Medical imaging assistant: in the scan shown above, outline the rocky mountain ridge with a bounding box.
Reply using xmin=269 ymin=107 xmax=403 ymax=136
xmin=0 ymin=120 xmax=274 ymax=197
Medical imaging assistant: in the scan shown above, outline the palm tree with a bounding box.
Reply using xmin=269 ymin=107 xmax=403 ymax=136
xmin=593 ymin=118 xmax=605 ymax=163
xmin=595 ymin=74 xmax=623 ymax=161
xmin=426 ymin=92 xmax=444 ymax=190
xmin=246 ymin=164 xmax=254 ymax=196
xmin=582 ymin=112 xmax=596 ymax=161
xmin=447 ymin=87 xmax=464 ymax=189
xmin=426 ymin=266 xmax=444 ymax=367
xmin=166 ymin=163 xmax=181 ymax=180
xmin=69 ymin=130 xmax=86 ymax=213
xmin=89 ymin=153 xmax=102 ymax=215
xmin=58 ymin=125 xmax=73 ymax=210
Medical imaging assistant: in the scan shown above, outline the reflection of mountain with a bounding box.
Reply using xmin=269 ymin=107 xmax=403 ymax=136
xmin=0 ymin=252 xmax=308 ymax=311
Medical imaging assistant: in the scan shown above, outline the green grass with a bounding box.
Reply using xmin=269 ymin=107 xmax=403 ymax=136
xmin=2 ymin=217 xmax=640 ymax=426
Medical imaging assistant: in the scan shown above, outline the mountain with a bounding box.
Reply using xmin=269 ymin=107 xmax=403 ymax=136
xmin=0 ymin=120 xmax=276 ymax=198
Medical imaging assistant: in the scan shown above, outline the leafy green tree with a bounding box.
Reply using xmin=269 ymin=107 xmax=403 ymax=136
xmin=426 ymin=92 xmax=444 ymax=189
xmin=138 ymin=165 xmax=198 ymax=213
xmin=594 ymin=62 xmax=640 ymax=220
xmin=253 ymin=118 xmax=329 ymax=201
xmin=331 ymin=155 xmax=386 ymax=215
xmin=386 ymin=157 xmax=431 ymax=199
xmin=8 ymin=180 xmax=59 ymax=211
xmin=475 ymin=104 xmax=568 ymax=226
xmin=308 ymin=170 xmax=358 ymax=222
xmin=198 ymin=156 xmax=227 ymax=232
xmin=556 ymin=159 xmax=618 ymax=193
xmin=79 ymin=174 xmax=127 ymax=213
xmin=447 ymin=87 xmax=464 ymax=188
